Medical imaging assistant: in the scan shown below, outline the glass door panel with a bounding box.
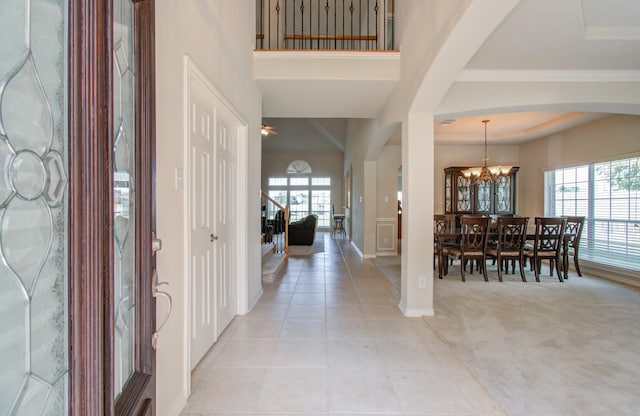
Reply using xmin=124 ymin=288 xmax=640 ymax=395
xmin=444 ymin=173 xmax=452 ymax=213
xmin=113 ymin=0 xmax=136 ymax=399
xmin=456 ymin=175 xmax=472 ymax=212
xmin=311 ymin=190 xmax=331 ymax=228
xmin=476 ymin=181 xmax=492 ymax=213
xmin=495 ymin=176 xmax=512 ymax=213
xmin=289 ymin=190 xmax=309 ymax=222
xmin=0 ymin=0 xmax=69 ymax=413
xmin=267 ymin=189 xmax=287 ymax=218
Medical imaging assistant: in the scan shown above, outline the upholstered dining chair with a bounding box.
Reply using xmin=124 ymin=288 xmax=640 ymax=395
xmin=524 ymin=217 xmax=566 ymax=282
xmin=486 ymin=216 xmax=529 ymax=282
xmin=446 ymin=216 xmax=490 ymax=282
xmin=564 ymin=216 xmax=585 ymax=277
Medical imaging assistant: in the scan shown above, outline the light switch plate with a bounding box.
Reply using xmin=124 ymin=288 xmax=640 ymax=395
xmin=175 ymin=168 xmax=184 ymax=190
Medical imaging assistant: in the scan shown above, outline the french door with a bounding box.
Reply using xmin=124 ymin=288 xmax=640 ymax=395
xmin=186 ymin=59 xmax=239 ymax=371
xmin=0 ymin=0 xmax=157 ymax=414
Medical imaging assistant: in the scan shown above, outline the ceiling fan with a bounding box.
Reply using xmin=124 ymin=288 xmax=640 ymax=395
xmin=261 ymin=123 xmax=278 ymax=136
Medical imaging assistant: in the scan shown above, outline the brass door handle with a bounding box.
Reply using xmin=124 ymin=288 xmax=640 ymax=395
xmin=152 ymin=269 xmax=172 ymax=350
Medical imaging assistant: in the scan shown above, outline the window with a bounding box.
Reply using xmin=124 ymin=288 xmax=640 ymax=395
xmin=268 ymin=177 xmax=287 ymax=186
xmin=312 ymin=177 xmax=331 ymax=186
xmin=267 ymin=190 xmax=287 ymax=218
xmin=289 ymin=189 xmax=309 ymax=222
xmin=311 ymin=190 xmax=331 ymax=227
xmin=286 ymin=160 xmax=312 ymax=174
xmin=545 ymin=157 xmax=640 ymax=271
xmin=289 ymin=177 xmax=309 ymax=186
xmin=267 ymin=176 xmax=332 ymax=228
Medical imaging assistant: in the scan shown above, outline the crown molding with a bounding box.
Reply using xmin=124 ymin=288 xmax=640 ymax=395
xmin=457 ymin=69 xmax=640 ymax=83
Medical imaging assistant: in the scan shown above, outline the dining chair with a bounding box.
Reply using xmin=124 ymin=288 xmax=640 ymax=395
xmin=486 ymin=216 xmax=529 ymax=282
xmin=446 ymin=216 xmax=490 ymax=282
xmin=433 ymin=214 xmax=456 ymax=278
xmin=563 ymin=216 xmax=585 ymax=277
xmin=524 ymin=217 xmax=566 ymax=282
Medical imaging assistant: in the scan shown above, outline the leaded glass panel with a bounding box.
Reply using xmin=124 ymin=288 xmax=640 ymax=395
xmin=476 ymin=181 xmax=491 ymax=213
xmin=444 ymin=173 xmax=451 ymax=212
xmin=496 ymin=176 xmax=512 ymax=213
xmin=0 ymin=0 xmax=69 ymax=414
xmin=113 ymin=0 xmax=136 ymax=400
xmin=456 ymin=175 xmax=471 ymax=212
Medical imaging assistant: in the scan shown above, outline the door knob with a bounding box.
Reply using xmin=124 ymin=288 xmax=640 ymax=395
xmin=210 ymin=234 xmax=219 ymax=241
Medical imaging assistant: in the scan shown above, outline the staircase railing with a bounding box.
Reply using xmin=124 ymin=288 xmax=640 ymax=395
xmin=261 ymin=191 xmax=289 ymax=256
xmin=256 ymin=0 xmax=395 ymax=51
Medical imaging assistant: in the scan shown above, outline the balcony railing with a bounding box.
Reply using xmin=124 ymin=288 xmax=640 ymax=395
xmin=256 ymin=0 xmax=395 ymax=51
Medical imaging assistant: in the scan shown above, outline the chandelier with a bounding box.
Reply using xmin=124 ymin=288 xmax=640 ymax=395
xmin=461 ymin=120 xmax=512 ymax=184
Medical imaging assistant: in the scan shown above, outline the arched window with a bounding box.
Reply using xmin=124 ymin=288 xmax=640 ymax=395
xmin=286 ymin=159 xmax=312 ymax=174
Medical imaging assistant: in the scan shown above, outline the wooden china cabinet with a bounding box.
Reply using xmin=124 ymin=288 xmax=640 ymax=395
xmin=444 ymin=166 xmax=519 ymax=222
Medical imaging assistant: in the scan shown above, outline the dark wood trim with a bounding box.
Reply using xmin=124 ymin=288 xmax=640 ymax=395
xmin=70 ymin=0 xmax=156 ymax=414
xmin=135 ymin=0 xmax=156 ymax=376
xmin=69 ymin=0 xmax=111 ymax=414
xmin=113 ymin=0 xmax=157 ymax=414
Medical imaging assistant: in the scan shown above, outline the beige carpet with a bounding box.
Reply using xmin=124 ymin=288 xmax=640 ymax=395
xmin=371 ymin=257 xmax=640 ymax=415
xmin=426 ymin=273 xmax=640 ymax=416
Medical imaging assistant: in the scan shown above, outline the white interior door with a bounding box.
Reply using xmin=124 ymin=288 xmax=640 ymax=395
xmin=214 ymin=110 xmax=238 ymax=335
xmin=186 ymin=61 xmax=240 ymax=370
xmin=188 ymin=75 xmax=216 ymax=368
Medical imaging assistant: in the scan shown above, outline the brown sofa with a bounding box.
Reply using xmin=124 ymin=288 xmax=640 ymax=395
xmin=288 ymin=214 xmax=317 ymax=246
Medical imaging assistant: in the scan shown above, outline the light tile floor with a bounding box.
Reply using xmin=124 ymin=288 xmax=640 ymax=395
xmin=181 ymin=232 xmax=506 ymax=416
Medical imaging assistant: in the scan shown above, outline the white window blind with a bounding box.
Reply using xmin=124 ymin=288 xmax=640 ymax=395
xmin=544 ymin=157 xmax=640 ymax=271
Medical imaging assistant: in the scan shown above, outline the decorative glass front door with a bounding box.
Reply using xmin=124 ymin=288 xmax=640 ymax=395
xmin=0 ymin=0 xmax=69 ymax=413
xmin=1 ymin=0 xmax=157 ymax=414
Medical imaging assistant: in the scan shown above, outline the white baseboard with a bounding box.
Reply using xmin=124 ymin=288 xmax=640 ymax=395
xmin=398 ymin=299 xmax=434 ymax=317
xmin=581 ymin=262 xmax=640 ymax=288
xmin=351 ymin=241 xmax=365 ymax=259
xmin=247 ymin=287 xmax=264 ymax=313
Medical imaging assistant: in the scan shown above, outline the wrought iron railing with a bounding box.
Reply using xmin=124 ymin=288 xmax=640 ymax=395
xmin=262 ymin=191 xmax=289 ymax=255
xmin=256 ymin=0 xmax=395 ymax=50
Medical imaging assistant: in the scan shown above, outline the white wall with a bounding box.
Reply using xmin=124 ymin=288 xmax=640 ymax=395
xmin=376 ymin=145 xmax=402 ymax=218
xmin=344 ymin=119 xmax=379 ymax=256
xmin=376 ymin=145 xmax=402 ymax=254
xmin=155 ymin=1 xmax=262 ymax=415
xmin=380 ymin=0 xmax=471 ymax=125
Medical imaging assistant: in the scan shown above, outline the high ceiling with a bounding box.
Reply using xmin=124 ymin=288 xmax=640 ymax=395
xmin=257 ymin=0 xmax=640 ymax=145
xmin=261 ymin=118 xmax=348 ymax=153
xmin=467 ymin=0 xmax=640 ymax=71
